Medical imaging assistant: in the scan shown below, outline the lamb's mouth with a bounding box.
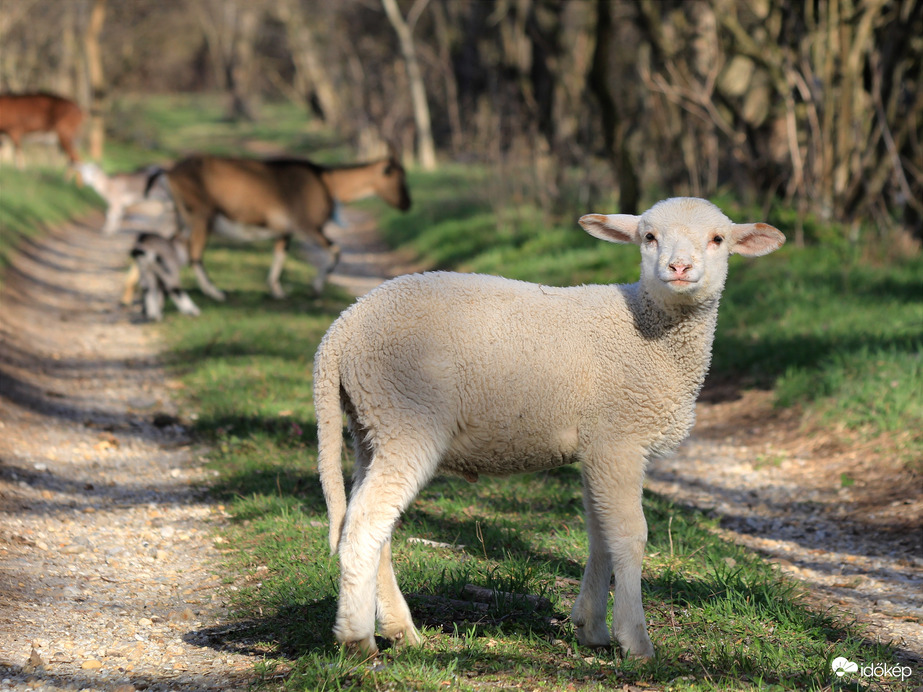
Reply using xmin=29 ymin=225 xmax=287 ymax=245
xmin=665 ymin=278 xmax=698 ymax=288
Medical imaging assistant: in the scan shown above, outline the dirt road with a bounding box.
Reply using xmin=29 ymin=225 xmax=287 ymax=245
xmin=0 ymin=216 xmax=254 ymax=691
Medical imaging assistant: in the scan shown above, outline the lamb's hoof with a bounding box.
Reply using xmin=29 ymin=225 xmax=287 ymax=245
xmin=389 ymin=627 xmax=423 ymax=649
xmin=343 ymin=636 xmax=378 ymax=659
xmin=575 ymin=625 xmax=611 ymax=649
xmin=270 ymin=286 xmax=287 ymax=300
xmin=624 ymin=649 xmax=654 ymax=661
xmin=617 ymin=638 xmax=655 ymax=661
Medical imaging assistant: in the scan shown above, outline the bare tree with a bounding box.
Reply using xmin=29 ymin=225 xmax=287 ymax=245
xmin=381 ymin=0 xmax=437 ymax=169
xmin=83 ymin=0 xmax=106 ymax=160
xmin=193 ymin=0 xmax=261 ymax=121
xmin=274 ymin=0 xmax=341 ymax=124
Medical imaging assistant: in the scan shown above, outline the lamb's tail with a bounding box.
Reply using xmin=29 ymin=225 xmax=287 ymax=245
xmin=313 ymin=323 xmax=348 ymax=554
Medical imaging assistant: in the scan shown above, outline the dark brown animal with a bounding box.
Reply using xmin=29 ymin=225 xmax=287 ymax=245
xmin=148 ymin=154 xmax=411 ymax=300
xmin=0 ymin=92 xmax=83 ymax=167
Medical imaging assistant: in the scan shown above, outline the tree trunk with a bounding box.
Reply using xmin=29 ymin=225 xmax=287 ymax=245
xmin=83 ymin=0 xmax=107 ymax=161
xmin=588 ymin=0 xmax=639 ymax=214
xmin=193 ymin=1 xmax=257 ymax=122
xmin=227 ymin=3 xmax=257 ymax=121
xmin=381 ymin=0 xmax=437 ymax=169
xmin=432 ymin=0 xmax=463 ymax=155
xmin=276 ymin=0 xmax=341 ymax=124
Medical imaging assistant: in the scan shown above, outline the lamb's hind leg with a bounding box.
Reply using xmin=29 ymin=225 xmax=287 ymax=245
xmin=345 ymin=417 xmax=422 ymax=649
xmin=377 ymin=538 xmax=422 ymax=647
xmin=335 ymin=442 xmax=437 ymax=655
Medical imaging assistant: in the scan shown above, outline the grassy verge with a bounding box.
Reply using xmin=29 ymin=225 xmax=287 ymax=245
xmin=0 ymin=166 xmax=102 ymax=272
xmin=102 ymin=93 xmax=348 ymax=171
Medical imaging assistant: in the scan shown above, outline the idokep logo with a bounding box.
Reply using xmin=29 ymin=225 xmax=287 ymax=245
xmin=831 ymin=657 xmax=858 ymax=676
xmin=831 ymin=655 xmax=913 ymax=682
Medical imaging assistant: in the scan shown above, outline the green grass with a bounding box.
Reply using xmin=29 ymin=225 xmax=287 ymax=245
xmin=102 ymin=93 xmax=348 ymax=171
xmin=0 ymin=166 xmax=102 ymax=272
xmin=712 ymin=239 xmax=922 ymax=463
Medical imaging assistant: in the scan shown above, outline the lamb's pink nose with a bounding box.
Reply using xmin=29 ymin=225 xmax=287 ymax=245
xmin=669 ymin=261 xmax=692 ymax=276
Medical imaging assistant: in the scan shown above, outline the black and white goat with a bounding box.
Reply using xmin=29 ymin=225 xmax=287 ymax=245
xmin=129 ymin=233 xmax=200 ymax=321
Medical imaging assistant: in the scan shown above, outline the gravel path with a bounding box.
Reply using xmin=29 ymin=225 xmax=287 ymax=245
xmin=0 ymin=216 xmax=254 ymax=691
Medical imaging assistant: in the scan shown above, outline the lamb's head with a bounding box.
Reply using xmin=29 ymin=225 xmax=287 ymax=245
xmin=579 ymin=197 xmax=785 ymax=307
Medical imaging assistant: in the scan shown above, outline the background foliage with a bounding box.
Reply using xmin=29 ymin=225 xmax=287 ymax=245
xmin=2 ymin=0 xmax=921 ymax=240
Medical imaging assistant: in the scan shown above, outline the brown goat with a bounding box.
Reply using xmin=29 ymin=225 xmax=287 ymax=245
xmin=147 ymin=154 xmax=411 ymax=300
xmin=0 ymin=92 xmax=83 ymax=167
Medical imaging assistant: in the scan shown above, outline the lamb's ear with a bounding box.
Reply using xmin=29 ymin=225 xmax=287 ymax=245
xmin=579 ymin=213 xmax=641 ymax=245
xmin=729 ymin=222 xmax=786 ymax=257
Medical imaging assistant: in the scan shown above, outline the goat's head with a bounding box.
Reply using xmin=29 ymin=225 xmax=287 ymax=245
xmin=375 ymin=155 xmax=412 ymax=211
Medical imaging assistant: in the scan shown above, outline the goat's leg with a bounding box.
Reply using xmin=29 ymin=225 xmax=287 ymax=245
xmin=58 ymin=133 xmax=80 ymax=164
xmin=306 ymin=231 xmax=340 ymax=295
xmin=145 ymin=285 xmax=165 ymax=321
xmin=138 ymin=259 xmax=165 ymax=321
xmin=268 ymin=235 xmax=290 ymax=299
xmin=11 ymin=135 xmax=24 ymax=170
xmin=103 ymin=201 xmax=123 ymax=235
xmin=580 ymin=446 xmax=654 ymax=659
xmin=122 ymin=263 xmax=140 ymax=305
xmin=148 ymin=247 xmax=199 ymax=317
xmin=169 ymin=289 xmax=200 ymax=316
xmin=188 ymin=215 xmax=225 ymax=301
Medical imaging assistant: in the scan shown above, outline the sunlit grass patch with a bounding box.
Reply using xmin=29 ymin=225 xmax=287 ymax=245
xmin=0 ymin=167 xmax=102 ymax=273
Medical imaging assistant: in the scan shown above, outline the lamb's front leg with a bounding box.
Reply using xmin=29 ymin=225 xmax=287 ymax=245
xmin=571 ymin=475 xmax=613 ymax=648
xmin=579 ymin=448 xmax=654 ymax=659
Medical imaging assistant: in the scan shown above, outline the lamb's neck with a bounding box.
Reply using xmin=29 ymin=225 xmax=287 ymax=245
xmin=628 ymin=285 xmax=720 ymax=386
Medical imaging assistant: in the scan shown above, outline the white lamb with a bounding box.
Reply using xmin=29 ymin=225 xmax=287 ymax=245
xmin=313 ymin=197 xmax=785 ymax=658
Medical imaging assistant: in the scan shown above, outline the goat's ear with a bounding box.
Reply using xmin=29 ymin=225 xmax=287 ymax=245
xmin=579 ymin=213 xmax=641 ymax=245
xmin=729 ymin=222 xmax=786 ymax=256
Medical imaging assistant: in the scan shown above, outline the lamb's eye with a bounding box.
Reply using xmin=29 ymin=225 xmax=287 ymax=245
xmin=645 ymin=233 xmax=656 ymax=242
xmin=712 ymin=235 xmax=724 ymax=245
